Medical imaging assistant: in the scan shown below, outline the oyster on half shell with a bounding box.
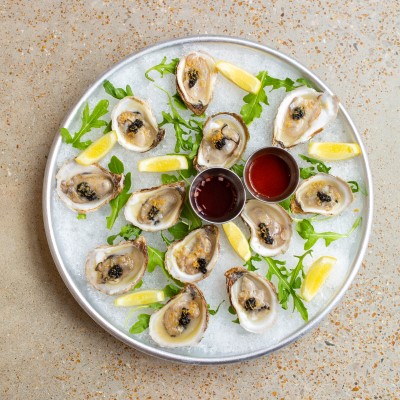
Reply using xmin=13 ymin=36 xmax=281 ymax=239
xmin=165 ymin=225 xmax=220 ymax=283
xmin=241 ymin=200 xmax=293 ymax=257
xmin=124 ymin=181 xmax=186 ymax=232
xmin=194 ymin=112 xmax=249 ymax=171
xmin=176 ymin=51 xmax=217 ymax=115
xmin=291 ymin=173 xmax=353 ymax=216
xmin=273 ymin=87 xmax=339 ymax=148
xmin=56 ymin=160 xmax=124 ymax=213
xmin=149 ymin=284 xmax=209 ymax=347
xmin=85 ymin=237 xmax=148 ymax=295
xmin=111 ymin=96 xmax=165 ymax=152
xmin=225 ymin=268 xmax=278 ymax=333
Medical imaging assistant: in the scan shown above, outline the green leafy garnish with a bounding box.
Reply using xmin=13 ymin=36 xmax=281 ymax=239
xmin=279 ymin=196 xmax=293 ymax=212
xmin=147 ymin=246 xmax=183 ymax=286
xmin=228 ymin=305 xmax=236 ymax=315
xmin=77 ymin=213 xmax=86 ymax=220
xmin=299 ymin=154 xmax=331 ymax=178
xmin=244 ymin=253 xmax=262 ymax=271
xmin=103 ymin=80 xmax=133 ymax=99
xmin=263 ymin=256 xmax=308 ymax=321
xmin=230 ymin=162 xmax=245 ymax=178
xmin=348 ymin=180 xmax=368 ymax=195
xmin=296 ymin=217 xmax=362 ymax=250
xmin=181 ymin=193 xmax=202 ymax=231
xmin=103 ymin=120 xmax=112 ymax=134
xmin=172 ymin=93 xmax=188 ymax=110
xmin=133 ymin=280 xmax=143 ymax=290
xmin=232 ymin=318 xmax=240 ymax=324
xmin=107 ymin=224 xmax=142 ymax=245
xmin=108 ymin=155 xmax=124 ymax=174
xmin=145 ymin=57 xmax=179 ymax=82
xmin=106 ymin=172 xmax=131 ymax=230
xmin=163 ymin=283 xmax=181 ymax=298
xmin=208 ymin=301 xmax=224 ymax=316
xmin=240 ymin=71 xmax=312 ymax=125
xmin=60 ymin=100 xmax=109 ymax=150
xmin=129 ymin=314 xmax=151 ymax=334
xmin=168 ymin=221 xmax=190 ymax=241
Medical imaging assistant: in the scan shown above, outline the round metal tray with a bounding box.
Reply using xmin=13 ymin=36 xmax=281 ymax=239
xmin=43 ymin=35 xmax=373 ymax=364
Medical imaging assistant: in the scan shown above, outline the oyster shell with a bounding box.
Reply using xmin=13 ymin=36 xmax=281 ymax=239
xmin=225 ymin=267 xmax=277 ymax=333
xmin=124 ymin=181 xmax=186 ymax=232
xmin=149 ymin=283 xmax=209 ymax=347
xmin=194 ymin=112 xmax=249 ymax=170
xmin=273 ymin=87 xmax=339 ymax=148
xmin=85 ymin=237 xmax=148 ymax=295
xmin=176 ymin=51 xmax=217 ymax=115
xmin=165 ymin=225 xmax=220 ymax=283
xmin=291 ymin=173 xmax=353 ymax=215
xmin=241 ymin=200 xmax=293 ymax=257
xmin=111 ymin=96 xmax=165 ymax=152
xmin=56 ymin=160 xmax=124 ymax=213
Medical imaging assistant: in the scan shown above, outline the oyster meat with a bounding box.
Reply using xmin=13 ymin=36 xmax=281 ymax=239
xmin=149 ymin=284 xmax=209 ymax=347
xmin=111 ymin=96 xmax=165 ymax=152
xmin=165 ymin=225 xmax=220 ymax=283
xmin=273 ymin=87 xmax=339 ymax=148
xmin=176 ymin=51 xmax=217 ymax=115
xmin=56 ymin=160 xmax=124 ymax=213
xmin=241 ymin=200 xmax=293 ymax=257
xmin=124 ymin=181 xmax=186 ymax=231
xmin=225 ymin=268 xmax=277 ymax=333
xmin=85 ymin=237 xmax=148 ymax=295
xmin=291 ymin=173 xmax=353 ymax=215
xmin=194 ymin=112 xmax=249 ymax=170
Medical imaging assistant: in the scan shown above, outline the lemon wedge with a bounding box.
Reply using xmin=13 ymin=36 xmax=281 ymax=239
xmin=300 ymin=256 xmax=337 ymax=301
xmin=308 ymin=142 xmax=361 ymax=161
xmin=114 ymin=290 xmax=165 ymax=307
xmin=138 ymin=155 xmax=189 ymax=172
xmin=216 ymin=61 xmax=261 ymax=94
xmin=75 ymin=131 xmax=118 ymax=166
xmin=222 ymin=222 xmax=251 ymax=261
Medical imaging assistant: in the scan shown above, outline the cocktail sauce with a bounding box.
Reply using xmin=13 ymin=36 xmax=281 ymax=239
xmin=247 ymin=153 xmax=291 ymax=198
xmin=193 ymin=175 xmax=237 ymax=219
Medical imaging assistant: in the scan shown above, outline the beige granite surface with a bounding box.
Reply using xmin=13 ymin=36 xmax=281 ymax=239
xmin=1 ymin=0 xmax=399 ymax=399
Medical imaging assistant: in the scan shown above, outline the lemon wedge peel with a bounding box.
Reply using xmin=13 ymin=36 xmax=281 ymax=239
xmin=138 ymin=155 xmax=189 ymax=172
xmin=215 ymin=61 xmax=261 ymax=94
xmin=308 ymin=142 xmax=361 ymax=161
xmin=114 ymin=290 xmax=165 ymax=307
xmin=75 ymin=131 xmax=118 ymax=166
xmin=300 ymin=256 xmax=337 ymax=302
xmin=222 ymin=222 xmax=251 ymax=262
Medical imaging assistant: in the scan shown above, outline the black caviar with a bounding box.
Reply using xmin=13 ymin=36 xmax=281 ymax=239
xmin=197 ymin=258 xmax=207 ymax=274
xmin=317 ymin=191 xmax=332 ymax=203
xmin=127 ymin=118 xmax=144 ymax=134
xmin=178 ymin=308 xmax=191 ymax=328
xmin=147 ymin=206 xmax=160 ymax=221
xmin=108 ymin=265 xmax=123 ymax=280
xmin=76 ymin=182 xmax=97 ymax=201
xmin=188 ymin=68 xmax=199 ymax=88
xmin=258 ymin=223 xmax=274 ymax=245
xmin=291 ymin=106 xmax=305 ymax=120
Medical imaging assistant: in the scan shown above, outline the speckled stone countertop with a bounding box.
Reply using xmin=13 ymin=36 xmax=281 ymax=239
xmin=1 ymin=1 xmax=399 ymax=399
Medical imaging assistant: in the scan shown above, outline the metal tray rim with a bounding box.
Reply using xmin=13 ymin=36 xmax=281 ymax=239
xmin=42 ymin=34 xmax=373 ymax=365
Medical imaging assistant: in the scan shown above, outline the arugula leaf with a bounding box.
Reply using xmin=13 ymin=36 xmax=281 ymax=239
xmin=240 ymin=71 xmax=311 ymax=125
xmin=107 ymin=224 xmax=142 ymax=245
xmin=145 ymin=57 xmax=179 ymax=82
xmin=232 ymin=318 xmax=240 ymax=324
xmin=289 ymin=250 xmax=313 ymax=289
xmin=129 ymin=314 xmax=151 ymax=334
xmin=77 ymin=213 xmax=86 ymax=220
xmin=161 ymin=173 xmax=178 ymax=185
xmin=60 ymin=100 xmax=109 ymax=150
xmin=296 ymin=217 xmax=362 ymax=250
xmin=103 ymin=80 xmax=133 ymax=99
xmin=348 ymin=180 xmax=368 ymax=195
xmin=108 ymin=155 xmax=124 ymax=174
xmin=133 ymin=280 xmax=143 ymax=290
xmin=168 ymin=221 xmax=190 ymax=241
xmin=103 ymin=120 xmax=112 ymax=134
xmin=208 ymin=301 xmax=224 ymax=316
xmin=181 ymin=194 xmax=202 ymax=231
xmin=244 ymin=252 xmax=262 ymax=271
xmin=163 ymin=283 xmax=181 ymax=298
xmin=147 ymin=246 xmax=166 ymax=273
xmin=228 ymin=305 xmax=237 ymax=315
xmin=299 ymin=154 xmax=331 ymax=175
xmin=231 ymin=162 xmax=245 ymax=178
xmin=263 ymin=256 xmax=308 ymax=321
xmin=106 ymin=172 xmax=131 ymax=229
xmin=172 ymin=93 xmax=188 ymax=110
xmin=279 ymin=196 xmax=293 ymax=212
xmin=300 ymin=166 xmax=317 ymax=179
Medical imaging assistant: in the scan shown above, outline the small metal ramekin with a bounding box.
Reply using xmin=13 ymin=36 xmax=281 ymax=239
xmin=243 ymin=147 xmax=300 ymax=203
xmin=189 ymin=167 xmax=246 ymax=224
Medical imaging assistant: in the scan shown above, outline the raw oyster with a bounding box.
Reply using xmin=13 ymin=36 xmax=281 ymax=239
xmin=176 ymin=51 xmax=217 ymax=115
xmin=85 ymin=237 xmax=148 ymax=295
xmin=56 ymin=160 xmax=124 ymax=213
xmin=273 ymin=87 xmax=339 ymax=148
xmin=111 ymin=96 xmax=165 ymax=152
xmin=124 ymin=181 xmax=186 ymax=231
xmin=165 ymin=225 xmax=220 ymax=283
xmin=225 ymin=268 xmax=277 ymax=333
xmin=241 ymin=200 xmax=293 ymax=257
xmin=291 ymin=173 xmax=353 ymax=215
xmin=149 ymin=284 xmax=208 ymax=347
xmin=194 ymin=112 xmax=249 ymax=170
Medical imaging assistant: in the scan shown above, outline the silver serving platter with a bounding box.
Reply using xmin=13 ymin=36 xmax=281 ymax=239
xmin=42 ymin=35 xmax=373 ymax=364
